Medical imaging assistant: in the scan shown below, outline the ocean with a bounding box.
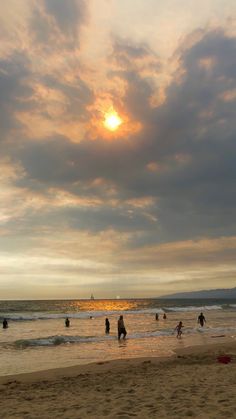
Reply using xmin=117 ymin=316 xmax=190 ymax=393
xmin=0 ymin=298 xmax=236 ymax=376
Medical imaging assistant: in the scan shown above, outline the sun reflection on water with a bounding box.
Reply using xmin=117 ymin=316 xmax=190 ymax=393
xmin=68 ymin=299 xmax=140 ymax=312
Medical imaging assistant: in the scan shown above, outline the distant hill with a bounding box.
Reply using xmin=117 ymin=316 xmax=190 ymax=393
xmin=160 ymin=287 xmax=236 ymax=299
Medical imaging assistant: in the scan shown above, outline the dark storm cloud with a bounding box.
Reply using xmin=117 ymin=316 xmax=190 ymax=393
xmin=111 ymin=37 xmax=160 ymax=70
xmin=150 ymin=30 xmax=236 ymax=158
xmin=15 ymin=134 xmax=142 ymax=185
xmin=42 ymin=74 xmax=93 ymax=120
xmin=44 ymin=0 xmax=87 ymax=36
xmin=0 ymin=51 xmax=33 ymax=141
xmin=30 ymin=7 xmax=53 ymax=45
xmin=10 ymin=29 xmax=236 ymax=242
xmin=118 ymin=29 xmax=236 ymax=241
xmin=4 ymin=201 xmax=156 ymax=235
xmin=31 ymin=0 xmax=88 ymax=48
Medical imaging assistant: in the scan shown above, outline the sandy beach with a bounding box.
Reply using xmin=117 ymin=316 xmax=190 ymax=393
xmin=0 ymin=341 xmax=235 ymax=419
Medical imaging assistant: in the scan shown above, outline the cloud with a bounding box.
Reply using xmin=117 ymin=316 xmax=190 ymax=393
xmin=111 ymin=37 xmax=160 ymax=72
xmin=31 ymin=0 xmax=88 ymax=48
xmin=113 ymin=29 xmax=236 ymax=242
xmin=0 ymin=51 xmax=33 ymax=141
xmin=44 ymin=0 xmax=87 ymax=36
xmin=41 ymin=74 xmax=93 ymax=121
xmin=0 ymin=5 xmax=93 ymax=144
xmin=9 ymin=29 xmax=236 ymax=245
xmin=1 ymin=22 xmax=236 ymax=296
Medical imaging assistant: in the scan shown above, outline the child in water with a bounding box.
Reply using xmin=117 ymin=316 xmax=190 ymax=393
xmin=175 ymin=321 xmax=183 ymax=338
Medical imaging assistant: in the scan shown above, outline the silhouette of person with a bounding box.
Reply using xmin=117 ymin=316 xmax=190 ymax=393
xmin=155 ymin=313 xmax=159 ymax=320
xmin=175 ymin=321 xmax=183 ymax=338
xmin=118 ymin=315 xmax=127 ymax=340
xmin=198 ymin=312 xmax=206 ymax=327
xmin=163 ymin=313 xmax=167 ymax=319
xmin=105 ymin=318 xmax=110 ymax=334
xmin=2 ymin=318 xmax=8 ymax=329
xmin=65 ymin=317 xmax=70 ymax=327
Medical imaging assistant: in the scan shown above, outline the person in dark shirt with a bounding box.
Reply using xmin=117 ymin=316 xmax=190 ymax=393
xmin=65 ymin=317 xmax=70 ymax=327
xmin=105 ymin=318 xmax=110 ymax=334
xmin=2 ymin=319 xmax=8 ymax=329
xmin=198 ymin=312 xmax=206 ymax=327
xmin=118 ymin=315 xmax=127 ymax=339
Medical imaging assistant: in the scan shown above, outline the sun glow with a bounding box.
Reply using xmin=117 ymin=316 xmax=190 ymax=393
xmin=104 ymin=110 xmax=122 ymax=131
xmin=87 ymin=98 xmax=142 ymax=140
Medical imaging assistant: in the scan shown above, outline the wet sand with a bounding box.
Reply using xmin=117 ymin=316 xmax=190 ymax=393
xmin=0 ymin=341 xmax=236 ymax=418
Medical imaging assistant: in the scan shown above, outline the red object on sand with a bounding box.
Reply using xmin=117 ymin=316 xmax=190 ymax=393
xmin=217 ymin=355 xmax=231 ymax=364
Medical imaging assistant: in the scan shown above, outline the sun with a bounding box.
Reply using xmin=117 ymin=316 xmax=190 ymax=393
xmin=104 ymin=110 xmax=122 ymax=131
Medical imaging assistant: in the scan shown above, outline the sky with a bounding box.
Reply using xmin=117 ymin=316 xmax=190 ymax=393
xmin=0 ymin=0 xmax=236 ymax=299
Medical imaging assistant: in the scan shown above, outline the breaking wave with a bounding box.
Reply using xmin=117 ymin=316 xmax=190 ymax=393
xmin=13 ymin=324 xmax=236 ymax=349
xmin=164 ymin=305 xmax=222 ymax=312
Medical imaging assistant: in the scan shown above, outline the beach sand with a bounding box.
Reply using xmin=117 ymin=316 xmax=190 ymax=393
xmin=0 ymin=341 xmax=236 ymax=419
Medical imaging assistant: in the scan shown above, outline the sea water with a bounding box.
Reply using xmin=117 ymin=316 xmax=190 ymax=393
xmin=0 ymin=298 xmax=235 ymax=376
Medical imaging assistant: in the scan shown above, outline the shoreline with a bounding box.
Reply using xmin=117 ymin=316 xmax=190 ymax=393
xmin=0 ymin=340 xmax=235 ymax=418
xmin=0 ymin=339 xmax=235 ymax=384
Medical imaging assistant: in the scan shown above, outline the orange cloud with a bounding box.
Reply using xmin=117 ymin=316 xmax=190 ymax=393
xmin=86 ymin=94 xmax=142 ymax=141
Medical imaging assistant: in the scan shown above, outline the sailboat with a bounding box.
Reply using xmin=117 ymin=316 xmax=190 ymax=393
xmin=90 ymin=293 xmax=95 ymax=300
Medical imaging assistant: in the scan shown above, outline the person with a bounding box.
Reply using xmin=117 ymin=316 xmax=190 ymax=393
xmin=2 ymin=318 xmax=8 ymax=329
xmin=118 ymin=315 xmax=127 ymax=340
xmin=105 ymin=318 xmax=110 ymax=334
xmin=198 ymin=312 xmax=206 ymax=327
xmin=163 ymin=313 xmax=167 ymax=319
xmin=155 ymin=313 xmax=159 ymax=320
xmin=65 ymin=317 xmax=70 ymax=327
xmin=175 ymin=321 xmax=183 ymax=338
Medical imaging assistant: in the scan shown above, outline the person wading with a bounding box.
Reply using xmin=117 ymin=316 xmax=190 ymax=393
xmin=117 ymin=315 xmax=127 ymax=340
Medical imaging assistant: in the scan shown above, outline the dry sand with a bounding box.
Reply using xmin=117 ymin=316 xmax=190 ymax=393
xmin=0 ymin=341 xmax=236 ymax=419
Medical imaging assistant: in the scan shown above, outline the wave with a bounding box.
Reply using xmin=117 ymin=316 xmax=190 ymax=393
xmin=14 ymin=331 xmax=175 ymax=348
xmin=0 ymin=312 xmax=115 ymax=322
xmin=0 ymin=313 xmax=91 ymax=322
xmin=13 ymin=325 xmax=236 ymax=348
xmin=14 ymin=334 xmax=112 ymax=348
xmin=223 ymin=304 xmax=236 ymax=310
xmin=1 ymin=303 xmax=236 ymax=323
xmin=0 ymin=308 xmax=165 ymax=322
xmin=164 ymin=305 xmax=222 ymax=312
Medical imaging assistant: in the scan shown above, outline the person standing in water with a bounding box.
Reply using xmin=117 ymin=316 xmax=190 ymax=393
xmin=2 ymin=319 xmax=8 ymax=329
xmin=175 ymin=321 xmax=183 ymax=338
xmin=163 ymin=313 xmax=167 ymax=319
xmin=105 ymin=318 xmax=110 ymax=334
xmin=118 ymin=315 xmax=127 ymax=340
xmin=198 ymin=312 xmax=206 ymax=327
xmin=65 ymin=317 xmax=70 ymax=327
xmin=155 ymin=313 xmax=159 ymax=320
